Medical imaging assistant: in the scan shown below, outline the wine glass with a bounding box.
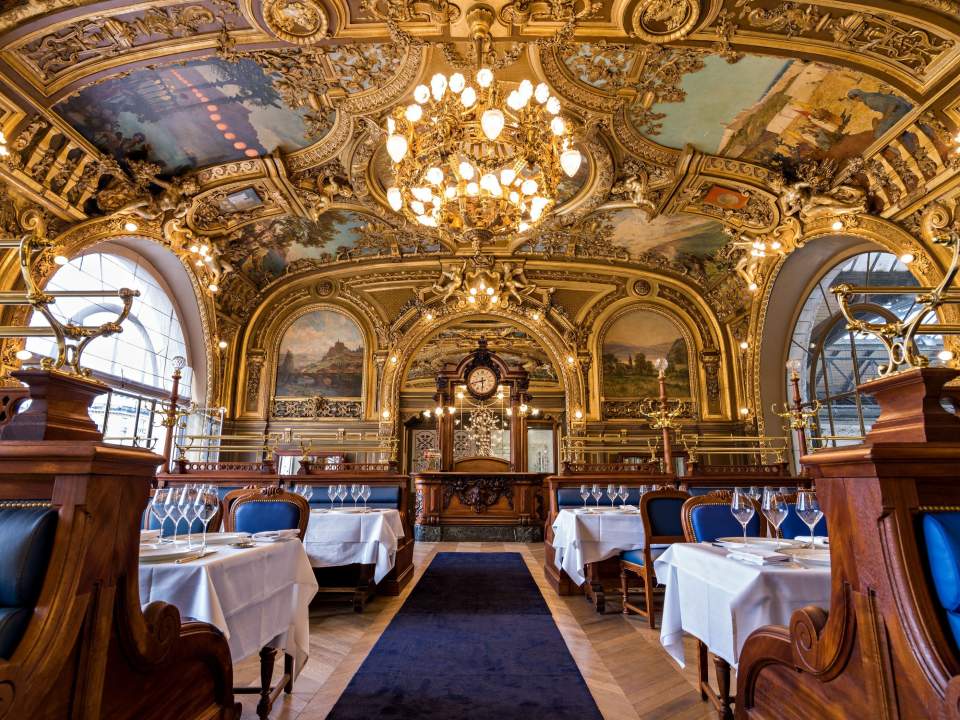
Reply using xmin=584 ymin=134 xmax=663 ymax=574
xmin=165 ymin=489 xmax=183 ymax=541
xmin=361 ymin=484 xmax=371 ymax=510
xmin=579 ymin=484 xmax=589 ymax=509
xmin=618 ymin=485 xmax=629 ymax=507
xmin=730 ymin=488 xmax=755 ymax=544
xmin=194 ymin=490 xmax=219 ymax=555
xmin=327 ymin=484 xmax=337 ymax=509
xmin=747 ymin=486 xmax=761 ymax=502
xmin=606 ymin=483 xmax=618 ymax=508
xmin=151 ymin=489 xmax=171 ymax=542
xmin=302 ymin=484 xmax=313 ymax=503
xmin=590 ymin=483 xmax=602 ymax=509
xmin=337 ymin=484 xmax=348 ymax=509
xmin=179 ymin=486 xmax=197 ymax=548
xmin=351 ymin=484 xmax=361 ymax=508
xmin=796 ymin=490 xmax=824 ymax=548
xmin=762 ymin=487 xmax=789 ymax=549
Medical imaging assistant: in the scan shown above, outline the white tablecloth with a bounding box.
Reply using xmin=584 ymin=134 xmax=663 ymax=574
xmin=139 ymin=540 xmax=318 ymax=676
xmin=303 ymin=508 xmax=405 ymax=584
xmin=550 ymin=508 xmax=645 ymax=586
xmin=653 ymin=543 xmax=831 ymax=668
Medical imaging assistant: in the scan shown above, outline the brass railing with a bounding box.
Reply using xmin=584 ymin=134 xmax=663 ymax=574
xmin=680 ymin=434 xmax=789 ymax=465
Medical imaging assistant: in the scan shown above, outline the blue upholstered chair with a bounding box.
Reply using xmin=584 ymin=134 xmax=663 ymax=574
xmin=681 ymin=492 xmax=765 ymax=543
xmin=224 ymin=487 xmax=309 ymax=538
xmin=620 ymin=488 xmax=690 ymax=628
xmin=0 ymin=505 xmax=58 ymax=659
xmin=922 ymin=512 xmax=960 ymax=649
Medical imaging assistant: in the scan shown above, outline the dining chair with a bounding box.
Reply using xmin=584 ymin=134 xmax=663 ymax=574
xmin=680 ymin=491 xmax=766 ymax=543
xmin=620 ymin=488 xmax=689 ymax=628
xmin=224 ymin=486 xmax=309 ymax=539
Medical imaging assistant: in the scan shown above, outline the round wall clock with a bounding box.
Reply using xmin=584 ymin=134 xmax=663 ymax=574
xmin=466 ymin=366 xmax=498 ymax=399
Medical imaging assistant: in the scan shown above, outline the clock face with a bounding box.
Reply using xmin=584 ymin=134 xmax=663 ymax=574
xmin=466 ymin=367 xmax=497 ymax=398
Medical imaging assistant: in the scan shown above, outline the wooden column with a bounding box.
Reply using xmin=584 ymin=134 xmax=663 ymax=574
xmin=658 ymin=370 xmax=673 ymax=473
xmin=435 ymin=390 xmax=454 ymax=471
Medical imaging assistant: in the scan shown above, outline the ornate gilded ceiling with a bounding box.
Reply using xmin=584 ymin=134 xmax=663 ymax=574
xmin=0 ymin=0 xmax=959 ymax=422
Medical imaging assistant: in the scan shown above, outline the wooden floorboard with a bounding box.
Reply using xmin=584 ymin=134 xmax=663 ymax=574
xmin=234 ymin=542 xmax=713 ymax=720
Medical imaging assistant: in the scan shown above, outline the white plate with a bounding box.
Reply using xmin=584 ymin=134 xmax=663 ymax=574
xmin=201 ymin=532 xmax=251 ymax=545
xmin=716 ymin=537 xmax=803 ymax=550
xmin=139 ymin=544 xmax=197 ymax=563
xmin=780 ymin=547 xmax=831 ymax=565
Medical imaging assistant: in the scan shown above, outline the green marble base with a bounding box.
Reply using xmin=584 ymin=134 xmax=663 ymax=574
xmin=414 ymin=524 xmax=544 ymax=543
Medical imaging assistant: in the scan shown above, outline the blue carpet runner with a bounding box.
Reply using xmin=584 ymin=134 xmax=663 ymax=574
xmin=326 ymin=552 xmax=604 ymax=719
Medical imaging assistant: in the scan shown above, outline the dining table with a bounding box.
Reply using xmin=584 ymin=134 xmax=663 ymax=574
xmin=550 ymin=507 xmax=645 ymax=597
xmin=138 ymin=535 xmax=318 ymax=675
xmin=303 ymin=507 xmax=405 ymax=583
xmin=653 ymin=541 xmax=832 ymax=717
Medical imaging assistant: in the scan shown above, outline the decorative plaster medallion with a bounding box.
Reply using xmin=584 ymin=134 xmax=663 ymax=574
xmin=633 ymin=279 xmax=652 ymax=296
xmin=316 ymin=279 xmax=337 ymax=297
xmin=263 ymin=0 xmax=329 ymax=44
xmin=630 ymin=0 xmax=700 ymax=43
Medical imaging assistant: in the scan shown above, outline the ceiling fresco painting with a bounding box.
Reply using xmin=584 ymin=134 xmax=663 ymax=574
xmin=406 ymin=325 xmax=559 ymax=386
xmin=54 ymin=58 xmax=315 ymax=173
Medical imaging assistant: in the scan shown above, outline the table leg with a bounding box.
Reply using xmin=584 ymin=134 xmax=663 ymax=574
xmin=283 ymin=652 xmax=294 ymax=694
xmin=620 ymin=567 xmax=629 ymax=615
xmin=713 ymin=656 xmax=733 ymax=720
xmin=256 ymin=646 xmax=278 ymax=720
xmin=697 ymin=641 xmax=709 ymax=702
xmin=586 ymin=580 xmax=605 ymax=612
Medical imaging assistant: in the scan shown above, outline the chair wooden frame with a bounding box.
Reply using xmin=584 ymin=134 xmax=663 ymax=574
xmin=221 ymin=486 xmax=309 ymax=720
xmin=680 ymin=490 xmax=766 ymax=720
xmin=620 ymin=488 xmax=690 ymax=628
xmin=223 ymin=486 xmax=309 ymax=539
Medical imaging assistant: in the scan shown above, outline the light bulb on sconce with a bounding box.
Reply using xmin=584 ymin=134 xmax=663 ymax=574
xmin=739 ymin=340 xmax=749 ymax=350
xmin=653 ymin=357 xmax=669 ymax=377
xmin=786 ymin=358 xmax=802 ymax=379
xmin=566 ymin=355 xmax=575 ymax=365
xmin=381 ymin=409 xmax=391 ymax=419
xmin=217 ymin=340 xmax=228 ymax=350
xmin=938 ymin=349 xmax=955 ymax=364
xmin=390 ymin=355 xmax=398 ymax=364
xmin=123 ymin=220 xmax=139 ymax=233
xmin=899 ymin=252 xmax=915 ymax=264
xmin=831 ymin=220 xmax=844 ymax=231
xmin=573 ymin=409 xmax=583 ymax=420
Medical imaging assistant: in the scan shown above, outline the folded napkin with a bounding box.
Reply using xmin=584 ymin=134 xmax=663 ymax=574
xmin=727 ymin=547 xmax=791 ymax=565
xmin=794 ymin=535 xmax=829 ymax=545
xmin=140 ymin=529 xmax=161 ymax=543
xmin=253 ymin=528 xmax=300 ymax=542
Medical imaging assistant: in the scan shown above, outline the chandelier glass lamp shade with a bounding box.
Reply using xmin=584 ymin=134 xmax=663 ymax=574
xmin=383 ymin=68 xmax=582 ymax=240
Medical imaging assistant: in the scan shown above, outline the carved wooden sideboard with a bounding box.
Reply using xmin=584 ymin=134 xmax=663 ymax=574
xmin=0 ymin=370 xmax=238 ymax=720
xmin=736 ymin=367 xmax=960 ymax=720
xmin=412 ymin=470 xmax=546 ymax=542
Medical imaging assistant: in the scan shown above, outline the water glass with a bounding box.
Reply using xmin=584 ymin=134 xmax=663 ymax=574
xmin=590 ymin=483 xmax=602 ymax=509
xmin=579 ymin=484 xmax=590 ymax=508
xmin=337 ymin=484 xmax=348 ymax=509
xmin=618 ymin=485 xmax=629 ymax=506
xmin=327 ymin=484 xmax=337 ymax=508
xmin=730 ymin=488 xmax=755 ymax=543
xmin=351 ymin=484 xmax=361 ymax=508
xmin=747 ymin=486 xmax=761 ymax=502
xmin=762 ymin=487 xmax=789 ymax=549
xmin=179 ymin=486 xmax=197 ymax=548
xmin=796 ymin=490 xmax=824 ymax=548
xmin=302 ymin=485 xmax=313 ymax=502
xmin=606 ymin=483 xmax=617 ymax=507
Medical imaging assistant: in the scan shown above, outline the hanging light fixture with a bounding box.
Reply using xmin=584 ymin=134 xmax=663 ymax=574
xmin=383 ymin=68 xmax=582 ymax=241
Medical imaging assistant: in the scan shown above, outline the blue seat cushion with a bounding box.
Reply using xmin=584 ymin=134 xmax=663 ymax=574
xmin=620 ymin=546 xmax=669 ymax=566
xmin=0 ymin=606 xmax=32 ymax=659
xmin=689 ymin=504 xmax=760 ymax=543
xmin=234 ymin=500 xmax=302 ymax=534
xmin=557 ymin=487 xmax=641 ymax=507
xmin=0 ymin=507 xmax=58 ymax=607
xmin=923 ymin=513 xmax=960 ymax=612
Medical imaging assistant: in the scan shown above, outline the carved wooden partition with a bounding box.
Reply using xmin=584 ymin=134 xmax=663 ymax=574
xmin=736 ymin=367 xmax=960 ymax=720
xmin=679 ymin=462 xmax=798 ymax=494
xmin=0 ymin=370 xmax=237 ymax=720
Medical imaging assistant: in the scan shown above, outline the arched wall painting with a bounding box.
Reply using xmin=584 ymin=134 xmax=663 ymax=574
xmin=602 ymin=311 xmax=691 ymax=400
xmin=275 ymin=311 xmax=364 ymax=398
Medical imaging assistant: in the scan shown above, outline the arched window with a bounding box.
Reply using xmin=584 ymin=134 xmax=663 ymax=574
xmin=786 ymin=251 xmax=943 ymax=444
xmin=25 ymin=251 xmax=193 ymax=443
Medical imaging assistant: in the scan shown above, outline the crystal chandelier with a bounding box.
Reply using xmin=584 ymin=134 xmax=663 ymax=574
xmin=383 ymin=68 xmax=582 ymax=241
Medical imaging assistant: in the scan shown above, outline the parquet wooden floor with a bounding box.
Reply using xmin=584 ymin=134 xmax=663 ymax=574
xmin=235 ymin=543 xmax=715 ymax=720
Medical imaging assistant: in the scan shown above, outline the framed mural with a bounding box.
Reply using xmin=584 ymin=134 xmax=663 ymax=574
xmin=274 ymin=309 xmax=364 ymax=398
xmin=601 ymin=310 xmax=692 ymax=401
